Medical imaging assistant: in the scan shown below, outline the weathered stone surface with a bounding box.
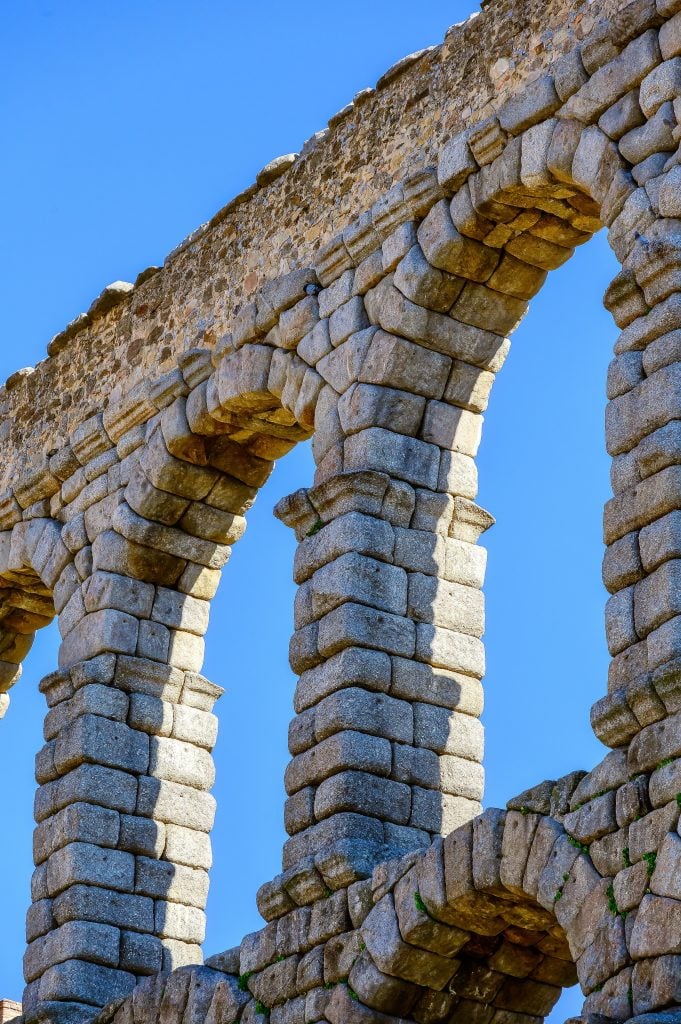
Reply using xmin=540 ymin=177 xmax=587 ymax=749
xmin=630 ymin=893 xmax=681 ymax=956
xmin=361 ymin=894 xmax=459 ymax=989
xmin=563 ymin=29 xmax=661 ymax=122
xmin=12 ymin=7 xmax=681 ymax=1023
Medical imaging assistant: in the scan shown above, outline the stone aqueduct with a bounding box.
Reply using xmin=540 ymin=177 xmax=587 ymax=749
xmin=3 ymin=0 xmax=681 ymax=1021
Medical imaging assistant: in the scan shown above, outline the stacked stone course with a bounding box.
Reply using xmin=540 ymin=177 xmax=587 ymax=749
xmin=4 ymin=0 xmax=681 ymax=1021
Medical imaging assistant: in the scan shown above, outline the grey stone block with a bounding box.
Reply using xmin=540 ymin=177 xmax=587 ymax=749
xmin=392 ymin=744 xmax=440 ymax=789
xmin=31 ymin=863 xmax=49 ymax=902
xmin=619 ymin=99 xmax=676 ymax=164
xmin=294 ymin=646 xmax=392 ymax=712
xmin=58 ymin=609 xmax=140 ymax=669
xmin=651 ymin=831 xmax=681 ymax=899
xmin=359 ymin=329 xmax=451 ymax=399
xmin=161 ymin=937 xmax=202 ymax=971
xmin=599 ymin=89 xmax=646 ymax=140
xmin=629 ymin=893 xmax=681 ymax=957
xmin=314 ymin=687 xmax=413 ymax=744
xmin=25 ymin=920 xmax=121 ymax=982
xmin=650 ymin=757 xmax=681 ymax=806
xmin=164 ymin=825 xmax=212 ymax=870
xmin=391 ymin=656 xmax=483 ymax=715
xmin=605 ymin=585 xmax=637 ymax=655
xmin=54 ymin=714 xmax=149 ymax=776
xmin=119 ymin=930 xmax=163 ymax=975
xmin=602 ymin=531 xmax=643 ymax=593
xmin=38 ymin=958 xmax=136 ymax=1006
xmin=407 ymin=573 xmax=484 ymax=636
xmin=563 ymin=29 xmax=661 ymax=122
xmin=52 ymin=883 xmax=154 ymax=933
xmin=115 ymin=655 xmax=184 ymax=700
xmin=34 ymin=802 xmax=120 ymax=865
xmin=127 ymin=692 xmax=173 ymax=737
xmin=82 ymin=571 xmax=155 ymax=619
xmin=640 ymin=511 xmax=681 ymax=572
xmin=421 ymin=401 xmax=482 ymax=456
xmin=136 ymin=777 xmax=216 ymax=832
xmin=328 ymin=296 xmax=370 ymax=347
xmin=314 ymin=769 xmax=411 ymax=824
xmin=360 ymin=893 xmax=458 ymax=989
xmin=437 ymin=449 xmax=478 ymax=498
xmin=571 ymin=749 xmax=628 ymax=807
xmin=344 ymin=427 xmax=440 ymax=490
xmin=411 ymin=787 xmax=479 ymax=834
xmin=119 ymin=815 xmax=165 ymax=857
xmin=451 ymin=281 xmax=527 ymax=335
xmin=44 ymin=683 xmax=129 ymax=743
xmin=439 ymin=754 xmax=484 ymax=800
xmin=318 ymin=270 xmax=354 ymax=320
xmin=310 ymin=552 xmax=408 ymax=619
xmin=639 ymin=55 xmax=681 ymax=115
xmin=135 ymin=856 xmax=209 ymax=907
xmin=414 ymin=622 xmax=484 ymax=677
xmin=38 ymin=764 xmax=139 ymax=822
xmin=338 ymin=382 xmax=425 ymax=438
xmin=114 ymin=501 xmax=229 ymax=570
xmin=26 ymin=898 xmax=54 ymax=943
xmin=317 ymin=601 xmax=416 ymax=659
xmin=393 ymin=527 xmax=445 ymax=576
xmin=563 ymin=790 xmax=618 ymax=843
xmin=149 ymin=735 xmax=215 ymax=791
xmin=284 ymin=813 xmax=384 ymax=873
xmin=285 ymin=729 xmax=392 ymax=795
xmin=437 ymin=132 xmax=477 ymax=193
xmin=443 ymin=359 xmax=496 ymax=414
xmin=413 ymin=703 xmax=484 ymax=759
xmin=172 ymin=705 xmax=218 ymax=750
xmin=637 ymin=420 xmax=681 ymax=480
xmin=635 ymin=558 xmax=681 ymax=636
xmin=317 ymin=327 xmax=376 ymax=394
xmin=629 ymin=801 xmax=680 ymax=863
xmin=137 ymin=619 xmax=170 ymax=662
xmin=394 ymin=244 xmax=464 ymax=312
xmin=417 ymin=200 xmax=499 ymax=282
xmin=151 ymin=589 xmax=210 ymax=636
xmin=46 ymin=842 xmax=135 ymax=897
xmin=293 ymin=512 xmax=394 ymax=586
xmin=498 ymin=73 xmax=560 ymax=133
xmin=155 ymin=901 xmax=206 ymax=943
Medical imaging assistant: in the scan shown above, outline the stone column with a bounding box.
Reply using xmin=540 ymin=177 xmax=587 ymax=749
xmin=25 ymin=656 xmax=221 ymax=1023
xmin=21 ymin=392 xmax=268 ymax=1024
xmin=265 ymin=267 xmax=513 ymax=896
xmin=594 ymin=214 xmax=681 ymax=746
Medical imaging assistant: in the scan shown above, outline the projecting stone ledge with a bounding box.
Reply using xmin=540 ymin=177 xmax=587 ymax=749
xmin=0 ymin=1001 xmax=22 ymax=1024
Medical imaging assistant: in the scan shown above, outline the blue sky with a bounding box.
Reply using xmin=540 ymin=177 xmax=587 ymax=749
xmin=1 ymin=4 xmax=618 ymax=1018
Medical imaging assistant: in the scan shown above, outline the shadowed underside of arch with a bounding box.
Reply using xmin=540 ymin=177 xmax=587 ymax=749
xmin=4 ymin=0 xmax=681 ymax=1022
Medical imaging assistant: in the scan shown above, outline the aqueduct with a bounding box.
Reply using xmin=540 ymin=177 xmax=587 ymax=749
xmin=3 ymin=0 xmax=681 ymax=1021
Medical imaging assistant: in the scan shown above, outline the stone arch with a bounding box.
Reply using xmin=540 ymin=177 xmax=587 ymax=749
xmin=325 ymin=806 xmax=587 ymax=1024
xmin=15 ymin=338 xmax=327 ymax=1023
xmin=0 ymin=512 xmax=66 ymax=717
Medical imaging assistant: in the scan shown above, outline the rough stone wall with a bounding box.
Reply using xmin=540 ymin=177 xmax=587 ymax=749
xmin=0 ymin=0 xmax=624 ymax=487
xmin=4 ymin=0 xmax=681 ymax=1023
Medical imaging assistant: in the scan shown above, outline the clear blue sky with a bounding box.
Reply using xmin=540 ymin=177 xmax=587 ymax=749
xmin=1 ymin=4 xmax=618 ymax=1019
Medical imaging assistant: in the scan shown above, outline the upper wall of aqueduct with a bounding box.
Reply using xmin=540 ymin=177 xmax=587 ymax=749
xmin=1 ymin=0 xmax=620 ymax=485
